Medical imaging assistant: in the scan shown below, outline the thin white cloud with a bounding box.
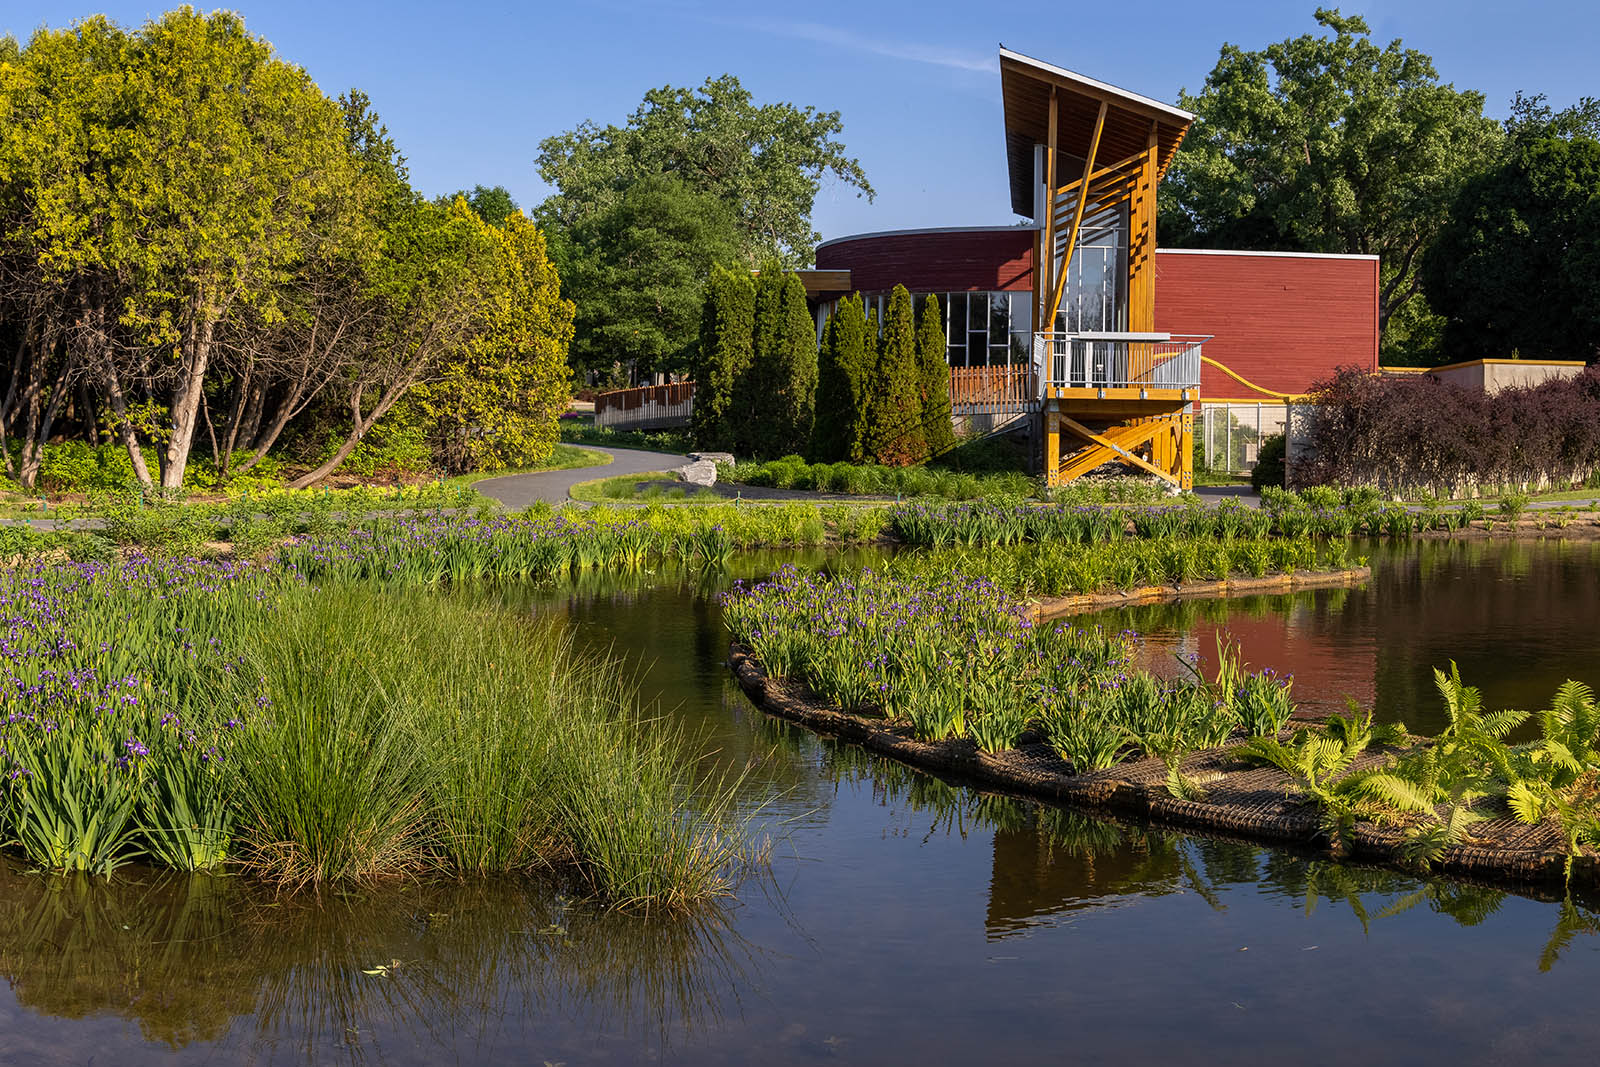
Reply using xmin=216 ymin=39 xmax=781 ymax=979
xmin=707 ymin=14 xmax=992 ymax=73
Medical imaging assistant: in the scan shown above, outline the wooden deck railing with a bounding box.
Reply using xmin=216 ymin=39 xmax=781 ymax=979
xmin=594 ymin=382 xmax=695 ymax=429
xmin=948 ymin=364 xmax=1035 ymax=414
xmin=594 ymin=367 xmax=1041 ymax=431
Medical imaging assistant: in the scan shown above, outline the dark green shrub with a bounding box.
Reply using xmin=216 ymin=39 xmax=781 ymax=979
xmin=1252 ymin=433 xmax=1287 ymax=491
xmin=863 ymin=286 xmax=926 ymax=466
xmin=691 ymin=264 xmax=755 ymax=452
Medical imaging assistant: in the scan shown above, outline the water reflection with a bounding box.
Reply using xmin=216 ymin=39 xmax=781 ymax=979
xmin=1098 ymin=538 xmax=1600 ymax=734
xmin=800 ymin=742 xmax=1600 ymax=970
xmin=0 ymin=861 xmax=754 ymax=1058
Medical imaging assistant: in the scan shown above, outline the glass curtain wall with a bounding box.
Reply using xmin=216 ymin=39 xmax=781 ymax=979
xmin=859 ymin=291 xmax=1033 ymax=367
xmin=1052 ymin=202 xmax=1129 ymax=334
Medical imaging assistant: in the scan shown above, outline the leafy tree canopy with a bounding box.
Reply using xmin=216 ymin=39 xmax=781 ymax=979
xmin=1160 ymin=8 xmax=1501 ymax=348
xmin=1505 ymin=91 xmax=1600 ymax=147
xmin=1422 ymin=134 xmax=1600 ymax=361
xmin=559 ymin=173 xmax=743 ymax=378
xmin=459 ymin=183 xmax=520 ymax=227
xmin=535 ymin=74 xmax=872 ymax=267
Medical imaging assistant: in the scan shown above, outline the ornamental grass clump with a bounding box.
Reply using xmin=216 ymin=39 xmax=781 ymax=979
xmin=0 ymin=553 xmax=761 ymax=909
xmin=722 ymin=567 xmax=1298 ymax=768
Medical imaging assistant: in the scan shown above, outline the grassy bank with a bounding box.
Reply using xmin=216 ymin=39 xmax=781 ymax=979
xmin=569 ymin=471 xmax=715 ymax=502
xmin=722 ymin=566 xmax=1296 ymax=768
xmin=0 ymin=558 xmax=760 ymax=909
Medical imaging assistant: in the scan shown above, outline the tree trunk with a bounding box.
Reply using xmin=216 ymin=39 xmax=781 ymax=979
xmin=18 ymin=362 xmax=71 ymax=490
xmin=220 ymin=362 xmax=253 ymax=475
xmin=233 ymin=379 xmax=307 ymax=474
xmin=100 ymin=352 xmax=154 ymax=489
xmin=0 ymin=322 xmax=28 ymax=476
xmin=286 ymin=382 xmax=406 ymax=489
xmin=161 ymin=313 xmax=215 ymax=489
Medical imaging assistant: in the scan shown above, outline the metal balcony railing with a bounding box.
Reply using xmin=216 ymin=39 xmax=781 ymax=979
xmin=1033 ymin=332 xmax=1208 ymax=393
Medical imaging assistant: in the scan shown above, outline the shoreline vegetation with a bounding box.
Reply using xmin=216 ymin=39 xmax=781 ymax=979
xmin=722 ymin=567 xmax=1600 ymax=892
xmin=0 ymin=521 xmax=776 ymax=910
xmin=1 ymin=486 xmax=1595 ymax=908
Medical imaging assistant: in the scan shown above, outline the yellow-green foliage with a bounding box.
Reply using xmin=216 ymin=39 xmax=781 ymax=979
xmin=414 ymin=211 xmax=574 ymax=473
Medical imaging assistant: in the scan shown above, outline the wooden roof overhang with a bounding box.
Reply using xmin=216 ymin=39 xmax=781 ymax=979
xmin=759 ymin=269 xmax=852 ymax=298
xmin=1000 ymin=49 xmax=1193 ymax=219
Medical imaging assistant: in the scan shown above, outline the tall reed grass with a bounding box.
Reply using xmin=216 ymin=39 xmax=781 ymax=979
xmin=0 ymin=557 xmax=761 ymax=909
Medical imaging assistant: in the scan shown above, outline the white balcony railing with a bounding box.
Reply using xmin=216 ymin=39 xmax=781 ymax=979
xmin=1033 ymin=332 xmax=1208 ymax=393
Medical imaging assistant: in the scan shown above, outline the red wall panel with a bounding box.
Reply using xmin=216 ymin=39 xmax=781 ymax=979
xmin=1153 ymin=250 xmax=1379 ymax=398
xmin=816 ymin=228 xmax=1034 ymax=293
xmin=816 ymin=231 xmax=1379 ymax=397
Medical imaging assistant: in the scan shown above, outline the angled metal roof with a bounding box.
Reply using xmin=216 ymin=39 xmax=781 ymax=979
xmin=1000 ymin=49 xmax=1193 ymax=218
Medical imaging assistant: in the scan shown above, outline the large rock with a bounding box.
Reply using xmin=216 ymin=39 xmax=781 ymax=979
xmin=688 ymin=451 xmax=734 ymax=466
xmin=676 ymin=459 xmax=719 ymax=487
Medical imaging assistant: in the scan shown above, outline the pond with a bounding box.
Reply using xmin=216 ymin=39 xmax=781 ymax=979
xmin=5 ymin=538 xmax=1600 ymax=1064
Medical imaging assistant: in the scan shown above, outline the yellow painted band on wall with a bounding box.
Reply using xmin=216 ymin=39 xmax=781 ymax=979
xmin=1200 ymin=355 xmax=1312 ymax=400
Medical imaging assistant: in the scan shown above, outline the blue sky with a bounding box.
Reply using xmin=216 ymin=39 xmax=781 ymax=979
xmin=9 ymin=1 xmax=1598 ymax=243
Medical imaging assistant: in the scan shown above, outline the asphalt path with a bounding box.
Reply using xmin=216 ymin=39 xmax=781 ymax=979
xmin=472 ymin=445 xmax=688 ymax=509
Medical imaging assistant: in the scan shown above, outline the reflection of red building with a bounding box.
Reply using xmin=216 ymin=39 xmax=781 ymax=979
xmin=1113 ymin=593 xmax=1379 ymax=720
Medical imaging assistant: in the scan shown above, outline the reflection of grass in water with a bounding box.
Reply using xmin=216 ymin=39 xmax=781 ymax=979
xmin=782 ymin=729 xmax=1599 ymax=961
xmin=0 ymin=860 xmax=756 ymax=1054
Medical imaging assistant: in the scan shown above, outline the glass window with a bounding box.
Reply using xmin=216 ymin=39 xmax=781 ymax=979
xmin=946 ymin=291 xmax=967 ymax=338
xmin=989 ymin=293 xmax=1010 ymax=347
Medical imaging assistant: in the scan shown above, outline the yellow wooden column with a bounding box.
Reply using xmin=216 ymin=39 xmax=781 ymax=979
xmin=1044 ymin=408 xmax=1060 ymax=487
xmin=1179 ymin=410 xmax=1194 ymax=490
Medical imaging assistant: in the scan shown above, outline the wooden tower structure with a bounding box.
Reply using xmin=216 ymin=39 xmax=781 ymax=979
xmin=1000 ymin=50 xmax=1204 ymax=489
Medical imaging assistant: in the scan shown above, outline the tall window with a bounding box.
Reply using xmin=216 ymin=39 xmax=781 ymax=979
xmin=939 ymin=291 xmax=1032 ymax=367
xmin=1052 ymin=202 xmax=1128 ymax=334
xmin=854 ymin=290 xmax=1033 ymax=367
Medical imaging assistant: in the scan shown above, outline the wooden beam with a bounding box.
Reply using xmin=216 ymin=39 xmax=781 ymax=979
xmin=1046 ymin=100 xmax=1108 ymax=328
xmin=1057 ymin=414 xmax=1180 ymax=485
xmin=1051 ymin=147 xmax=1151 ymax=200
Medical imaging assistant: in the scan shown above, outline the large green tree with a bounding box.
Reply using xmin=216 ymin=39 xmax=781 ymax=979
xmin=537 ymin=75 xmax=871 ymax=383
xmin=1422 ymin=134 xmax=1600 ymax=361
xmin=559 ymin=173 xmax=743 ymax=380
xmin=413 ymin=212 xmax=574 ymax=473
xmin=537 ymin=74 xmax=872 ymax=266
xmin=1160 ymin=8 xmax=1501 ymax=354
xmin=0 ymin=10 xmax=574 ymax=490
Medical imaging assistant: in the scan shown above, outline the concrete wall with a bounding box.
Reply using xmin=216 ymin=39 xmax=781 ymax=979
xmin=1427 ymin=359 xmax=1588 ymax=394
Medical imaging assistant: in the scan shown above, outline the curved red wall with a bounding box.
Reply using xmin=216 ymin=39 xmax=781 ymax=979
xmin=816 ymin=229 xmax=1033 ymax=293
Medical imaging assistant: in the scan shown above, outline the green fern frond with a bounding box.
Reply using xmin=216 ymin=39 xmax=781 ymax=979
xmin=1506 ymin=780 xmax=1548 ymax=825
xmin=1478 ymin=709 xmax=1530 ymax=739
xmin=1350 ymin=772 xmax=1438 ymax=815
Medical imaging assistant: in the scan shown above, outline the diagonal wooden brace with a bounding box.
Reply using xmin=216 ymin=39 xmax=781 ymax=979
xmin=1057 ymin=414 xmax=1180 ymax=486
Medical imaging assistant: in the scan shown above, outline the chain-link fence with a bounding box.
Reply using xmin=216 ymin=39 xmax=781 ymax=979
xmin=1198 ymin=402 xmax=1288 ymax=473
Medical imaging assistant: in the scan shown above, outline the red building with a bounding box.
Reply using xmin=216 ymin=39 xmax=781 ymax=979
xmin=809 ymin=50 xmax=1381 ymax=482
xmin=816 ymin=229 xmax=1379 ymax=403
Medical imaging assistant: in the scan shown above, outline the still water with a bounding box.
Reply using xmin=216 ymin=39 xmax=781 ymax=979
xmin=5 ymin=540 xmax=1600 ymax=1065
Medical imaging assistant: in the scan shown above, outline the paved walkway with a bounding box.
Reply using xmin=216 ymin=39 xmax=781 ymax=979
xmin=472 ymin=445 xmax=688 ymax=509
